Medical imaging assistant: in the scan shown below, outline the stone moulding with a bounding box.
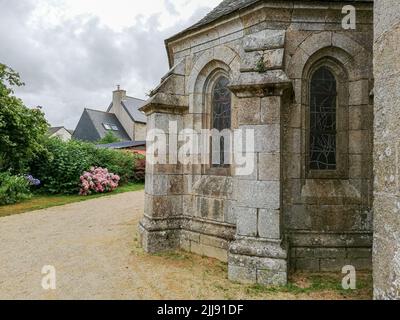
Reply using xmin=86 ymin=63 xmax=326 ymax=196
xmin=140 ymin=59 xmax=189 ymax=116
xmin=138 ymin=214 xmax=236 ymax=259
xmin=229 ymin=70 xmax=292 ymax=97
xmin=139 ymin=94 xmax=188 ymax=116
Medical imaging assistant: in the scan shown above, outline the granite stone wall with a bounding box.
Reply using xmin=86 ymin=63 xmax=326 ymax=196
xmin=139 ymin=0 xmax=375 ymax=286
xmin=373 ymin=0 xmax=400 ymax=300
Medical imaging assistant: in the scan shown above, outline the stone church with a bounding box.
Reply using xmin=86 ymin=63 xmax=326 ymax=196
xmin=138 ymin=0 xmax=400 ymax=299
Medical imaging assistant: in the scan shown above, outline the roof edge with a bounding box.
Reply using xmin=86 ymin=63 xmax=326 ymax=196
xmin=164 ymin=0 xmax=374 ymax=66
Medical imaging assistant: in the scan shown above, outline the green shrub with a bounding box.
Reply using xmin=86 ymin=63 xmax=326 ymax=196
xmin=0 ymin=172 xmax=32 ymax=205
xmin=30 ymin=137 xmax=144 ymax=194
xmin=90 ymin=148 xmax=136 ymax=183
xmin=30 ymin=138 xmax=92 ymax=194
xmin=132 ymin=157 xmax=146 ymax=182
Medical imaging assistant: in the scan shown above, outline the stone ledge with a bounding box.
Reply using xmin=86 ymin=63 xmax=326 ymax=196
xmin=229 ymin=237 xmax=287 ymax=260
xmin=229 ymin=70 xmax=291 ymax=95
xmin=140 ymin=94 xmax=188 ymax=115
xmin=287 ymin=231 xmax=373 ymax=247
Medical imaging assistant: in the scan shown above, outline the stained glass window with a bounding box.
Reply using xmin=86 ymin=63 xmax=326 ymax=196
xmin=212 ymin=76 xmax=231 ymax=167
xmin=309 ymin=67 xmax=337 ymax=170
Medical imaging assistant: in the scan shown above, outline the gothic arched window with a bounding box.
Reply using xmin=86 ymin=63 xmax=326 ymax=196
xmin=309 ymin=67 xmax=337 ymax=171
xmin=211 ymin=76 xmax=231 ymax=167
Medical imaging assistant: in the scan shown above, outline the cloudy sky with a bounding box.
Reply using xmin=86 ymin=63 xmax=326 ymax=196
xmin=0 ymin=0 xmax=221 ymax=129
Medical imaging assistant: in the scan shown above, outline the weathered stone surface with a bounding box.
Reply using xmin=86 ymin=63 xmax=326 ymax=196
xmin=229 ymin=70 xmax=291 ymax=92
xmin=191 ymin=241 xmax=228 ymax=262
xmin=235 ymin=207 xmax=257 ymax=237
xmin=240 ymin=51 xmax=263 ymax=72
xmin=260 ymin=96 xmax=280 ymax=124
xmin=139 ymin=225 xmax=180 ymax=253
xmin=258 ymin=209 xmax=280 ymax=239
xmin=237 ymin=97 xmax=261 ymax=125
xmin=263 ymin=48 xmax=284 ymax=69
xmin=228 ymin=265 xmax=257 ymax=284
xmin=240 ymin=124 xmax=280 ymax=153
xmin=228 ymin=252 xmax=287 ymax=285
xmin=257 ymin=270 xmax=287 ymax=286
xmin=258 ymin=153 xmax=280 ymax=181
xmin=145 ymin=194 xmax=183 ymax=218
xmin=229 ymin=238 xmax=287 ymax=260
xmin=349 ymin=80 xmax=370 ymax=105
xmin=243 ymin=29 xmax=286 ymax=52
xmin=223 ymin=200 xmax=237 ymax=225
xmin=234 ymin=180 xmax=280 ymax=209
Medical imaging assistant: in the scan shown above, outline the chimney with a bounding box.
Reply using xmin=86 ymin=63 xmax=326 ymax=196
xmin=113 ymin=85 xmax=126 ymax=108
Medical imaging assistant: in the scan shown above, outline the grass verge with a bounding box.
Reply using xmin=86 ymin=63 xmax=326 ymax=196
xmin=0 ymin=182 xmax=144 ymax=218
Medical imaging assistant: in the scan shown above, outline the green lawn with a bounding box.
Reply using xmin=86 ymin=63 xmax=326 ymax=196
xmin=0 ymin=182 xmax=144 ymax=218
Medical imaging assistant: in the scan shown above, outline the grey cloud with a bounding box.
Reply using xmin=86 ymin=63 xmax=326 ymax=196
xmin=164 ymin=0 xmax=179 ymax=16
xmin=0 ymin=1 xmax=212 ymax=129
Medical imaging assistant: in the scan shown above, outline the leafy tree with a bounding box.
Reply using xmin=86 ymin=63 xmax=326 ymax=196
xmin=0 ymin=63 xmax=49 ymax=173
xmin=97 ymin=131 xmax=120 ymax=145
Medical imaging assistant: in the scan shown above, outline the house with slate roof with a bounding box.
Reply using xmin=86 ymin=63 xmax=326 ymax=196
xmin=48 ymin=126 xmax=73 ymax=142
xmin=73 ymin=87 xmax=147 ymax=143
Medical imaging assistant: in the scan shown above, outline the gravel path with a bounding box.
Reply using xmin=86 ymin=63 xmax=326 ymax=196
xmin=0 ymin=190 xmax=371 ymax=300
xmin=0 ymin=191 xmax=151 ymax=299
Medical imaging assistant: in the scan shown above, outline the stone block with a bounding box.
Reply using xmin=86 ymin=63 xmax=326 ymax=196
xmin=257 ymin=270 xmax=287 ymax=286
xmin=263 ymin=48 xmax=284 ymax=69
xmin=373 ymin=142 xmax=397 ymax=194
xmin=235 ymin=153 xmax=258 ymax=181
xmin=236 ymin=207 xmax=257 ymax=237
xmin=286 ymin=153 xmax=301 ymax=179
xmin=191 ymin=241 xmax=228 ymax=262
xmin=240 ymin=124 xmax=280 ymax=153
xmin=349 ymin=80 xmax=370 ymax=105
xmin=140 ymin=228 xmax=180 ymax=253
xmin=224 ymin=200 xmax=237 ymax=225
xmin=332 ymin=32 xmax=363 ymax=58
xmin=351 ymin=257 xmax=372 ymax=271
xmin=243 ymin=29 xmax=286 ymax=51
xmin=228 ymin=265 xmax=257 ymax=284
xmin=240 ymin=51 xmax=263 ymax=71
xmin=234 ymin=180 xmax=280 ymax=209
xmin=237 ymin=97 xmax=261 ymax=125
xmin=349 ymin=154 xmax=363 ymax=179
xmin=260 ymin=96 xmax=280 ymax=124
xmin=284 ymin=205 xmax=311 ymax=230
xmin=295 ymin=258 xmax=320 ymax=272
xmin=347 ymin=248 xmax=372 ymax=259
xmin=349 ymin=105 xmax=364 ymax=130
xmin=146 ymin=195 xmax=183 ymax=218
xmin=168 ymin=175 xmax=184 ymax=195
xmin=200 ymin=234 xmax=229 ymax=250
xmin=320 ymin=258 xmax=349 ymax=272
xmin=214 ymin=45 xmax=237 ymax=65
xmin=258 ymin=209 xmax=280 ymax=239
xmin=258 ymin=153 xmax=280 ymax=181
xmin=299 ymin=31 xmax=332 ymax=56
xmin=349 ymin=130 xmax=367 ymax=154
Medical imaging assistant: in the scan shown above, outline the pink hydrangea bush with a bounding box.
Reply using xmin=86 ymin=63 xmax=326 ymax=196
xmin=79 ymin=167 xmax=120 ymax=196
